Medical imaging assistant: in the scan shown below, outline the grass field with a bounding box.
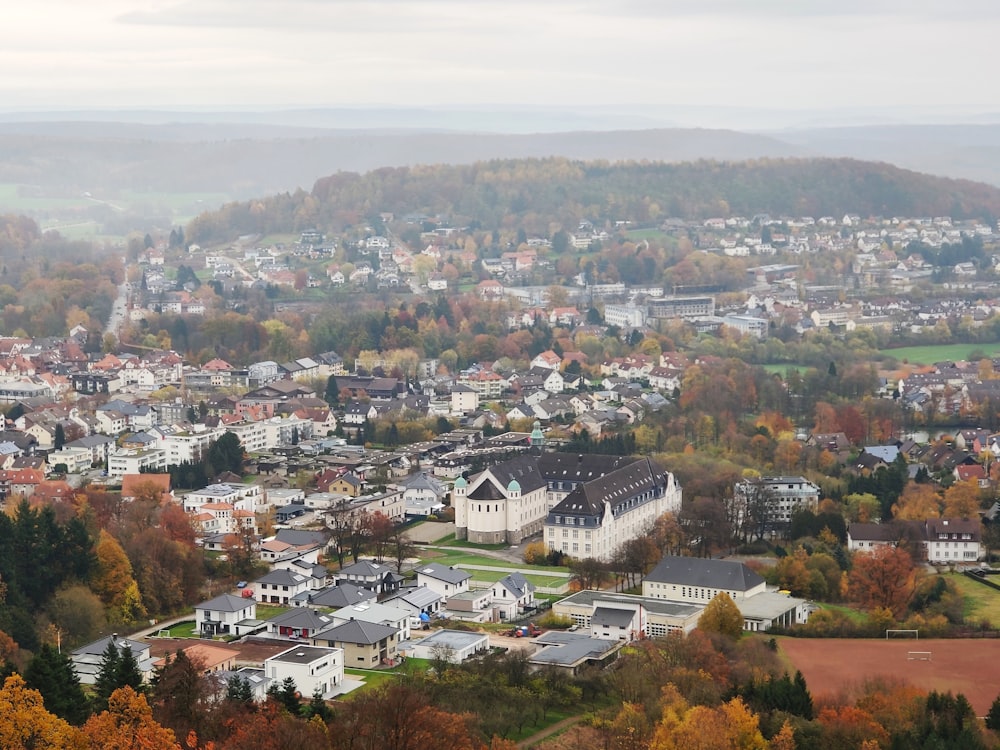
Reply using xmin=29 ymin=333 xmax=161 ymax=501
xmin=162 ymin=620 xmax=197 ymax=638
xmin=421 ymin=547 xmax=569 ymax=574
xmin=946 ymin=572 xmax=1000 ymax=627
xmin=254 ymin=604 xmax=292 ymax=620
xmin=878 ymin=342 xmax=1000 ymax=366
xmin=459 ymin=568 xmax=570 ymax=589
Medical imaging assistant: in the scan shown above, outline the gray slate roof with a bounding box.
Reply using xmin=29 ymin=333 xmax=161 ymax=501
xmin=196 ymin=593 xmax=254 ymax=613
xmin=313 ymin=618 xmax=399 ymax=645
xmin=417 ymin=562 xmax=472 ymax=585
xmin=644 ymin=555 xmax=764 ymax=592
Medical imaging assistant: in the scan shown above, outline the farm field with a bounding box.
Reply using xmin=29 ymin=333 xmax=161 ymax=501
xmin=779 ymin=637 xmax=1000 ymax=715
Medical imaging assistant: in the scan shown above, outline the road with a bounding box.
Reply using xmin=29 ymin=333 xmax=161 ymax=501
xmin=104 ymin=279 xmax=129 ymax=337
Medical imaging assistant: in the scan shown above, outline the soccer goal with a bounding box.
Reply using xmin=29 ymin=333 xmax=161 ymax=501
xmin=886 ymin=629 xmax=919 ymax=640
xmin=907 ymin=651 xmax=932 ymax=661
xmin=156 ymin=629 xmax=171 ymax=638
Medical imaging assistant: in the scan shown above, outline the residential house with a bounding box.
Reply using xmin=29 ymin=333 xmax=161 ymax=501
xmin=333 ymin=560 xmax=402 ymax=596
xmin=195 ymin=594 xmax=258 ymax=637
xmin=266 ymin=608 xmax=335 ymax=639
xmin=414 ymin=562 xmax=472 ymax=598
xmin=311 ymin=619 xmax=400 ymax=667
xmin=72 ymin=634 xmax=156 ymax=685
xmin=254 ymin=568 xmax=313 ymax=605
xmin=263 ymin=645 xmax=343 ymax=698
xmin=490 ymin=572 xmax=536 ymax=620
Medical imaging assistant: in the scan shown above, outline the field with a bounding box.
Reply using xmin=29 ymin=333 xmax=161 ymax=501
xmin=945 ymin=572 xmax=1000 ymax=626
xmin=878 ymin=342 xmax=1000 ymax=366
xmin=779 ymin=637 xmax=1000 ymax=715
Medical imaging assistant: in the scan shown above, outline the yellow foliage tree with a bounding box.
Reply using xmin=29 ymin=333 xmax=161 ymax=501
xmin=942 ymin=478 xmax=982 ymax=519
xmin=891 ymin=483 xmax=941 ymax=520
xmin=0 ymin=674 xmax=86 ymax=750
xmin=697 ymin=592 xmax=743 ymax=639
xmin=91 ymin=530 xmax=145 ymax=622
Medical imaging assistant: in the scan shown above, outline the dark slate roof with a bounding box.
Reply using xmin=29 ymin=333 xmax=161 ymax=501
xmin=416 ymin=562 xmax=472 ymax=585
xmin=548 ymin=458 xmax=668 ymax=518
xmin=294 ymin=583 xmax=376 ymax=609
xmin=468 ymin=454 xmax=546 ymax=498
xmin=196 ymin=593 xmax=254 ymax=613
xmin=338 ymin=560 xmax=393 ymax=578
xmin=644 ymin=556 xmax=764 ymax=592
xmin=255 ymin=569 xmax=310 ymax=586
xmin=496 ymin=572 xmax=533 ymax=598
xmin=268 ymin=608 xmax=334 ymax=630
xmin=274 ymin=528 xmax=329 ymax=546
xmin=313 ymin=618 xmax=398 ymax=645
xmin=592 ymin=606 xmax=636 ymax=628
xmin=537 ymin=452 xmax=640 ymax=483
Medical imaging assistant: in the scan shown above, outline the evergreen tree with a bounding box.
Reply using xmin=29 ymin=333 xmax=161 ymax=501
xmin=324 ymin=375 xmax=340 ymax=406
xmin=115 ymin=642 xmax=144 ymax=694
xmin=279 ymin=676 xmax=300 ymax=715
xmin=93 ymin=640 xmax=121 ymax=712
xmin=985 ymin=693 xmax=1000 ymax=731
xmin=225 ymin=674 xmax=254 ymax=706
xmin=24 ymin=643 xmax=89 ymax=725
xmin=303 ymin=686 xmax=333 ymax=722
xmin=53 ymin=423 xmax=65 ymax=451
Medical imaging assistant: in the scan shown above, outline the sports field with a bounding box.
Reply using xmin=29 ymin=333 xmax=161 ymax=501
xmin=779 ymin=637 xmax=1000 ymax=715
xmin=878 ymin=342 xmax=1000 ymax=366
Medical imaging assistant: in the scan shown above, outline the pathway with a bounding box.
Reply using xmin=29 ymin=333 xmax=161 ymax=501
xmin=517 ymin=715 xmax=582 ymax=748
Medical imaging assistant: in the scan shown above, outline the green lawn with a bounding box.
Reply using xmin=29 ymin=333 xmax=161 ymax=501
xmin=946 ymin=572 xmax=1000 ymax=627
xmin=254 ymin=604 xmax=292 ymax=620
xmin=878 ymin=342 xmax=1000 ymax=366
xmin=162 ymin=620 xmax=198 ymax=638
xmin=421 ymin=547 xmax=569 ymax=574
xmin=462 ymin=569 xmax=569 ymax=589
xmin=815 ymin=602 xmax=867 ymax=623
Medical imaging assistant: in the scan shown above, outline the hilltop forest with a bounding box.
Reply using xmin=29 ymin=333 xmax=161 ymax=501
xmin=186 ymin=157 xmax=1000 ymax=244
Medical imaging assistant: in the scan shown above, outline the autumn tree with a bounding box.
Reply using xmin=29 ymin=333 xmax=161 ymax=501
xmin=892 ymin=483 xmax=942 ymax=520
xmin=848 ymin=545 xmax=915 ymax=618
xmin=569 ymin=557 xmax=609 ymax=591
xmin=82 ymin=686 xmax=179 ymax=750
xmin=150 ymin=649 xmax=211 ymax=740
xmin=0 ymin=674 xmax=85 ymax=750
xmin=942 ymin=478 xmax=983 ymax=519
xmin=91 ymin=530 xmax=146 ymax=624
xmin=697 ymin=592 xmax=743 ymax=639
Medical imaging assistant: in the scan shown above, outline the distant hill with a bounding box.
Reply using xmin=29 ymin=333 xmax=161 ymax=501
xmin=0 ymin=126 xmax=801 ymax=201
xmin=185 ymin=157 xmax=1000 ymax=244
xmin=775 ymin=124 xmax=1000 ymax=188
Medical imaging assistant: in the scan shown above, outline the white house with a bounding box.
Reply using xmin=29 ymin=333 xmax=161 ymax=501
xmin=490 ymin=572 xmax=536 ymax=621
xmin=72 ymin=634 xmax=156 ymax=685
xmin=195 ymin=593 xmax=258 ymax=636
xmin=263 ymin=645 xmax=343 ymax=698
xmin=254 ymin=569 xmax=313 ymax=605
xmin=415 ymin=562 xmax=472 ymax=599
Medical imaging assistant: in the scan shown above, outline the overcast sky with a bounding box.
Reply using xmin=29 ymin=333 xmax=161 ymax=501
xmin=3 ymin=1 xmax=996 ymax=128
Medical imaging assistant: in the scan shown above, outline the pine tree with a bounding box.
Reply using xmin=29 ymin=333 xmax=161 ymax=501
xmin=985 ymin=694 xmax=1000 ymax=731
xmin=93 ymin=640 xmax=121 ymax=712
xmin=279 ymin=676 xmax=300 ymax=715
xmin=303 ymin=686 xmax=333 ymax=722
xmin=225 ymin=675 xmax=254 ymax=706
xmin=115 ymin=642 xmax=144 ymax=694
xmin=24 ymin=643 xmax=89 ymax=725
xmin=53 ymin=423 xmax=65 ymax=451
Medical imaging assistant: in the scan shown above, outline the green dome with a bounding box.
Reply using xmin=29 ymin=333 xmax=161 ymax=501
xmin=454 ymin=476 xmax=467 ymax=488
xmin=507 ymin=479 xmax=521 ymax=492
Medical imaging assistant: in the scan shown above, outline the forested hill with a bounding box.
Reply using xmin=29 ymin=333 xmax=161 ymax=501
xmin=186 ymin=157 xmax=1000 ymax=243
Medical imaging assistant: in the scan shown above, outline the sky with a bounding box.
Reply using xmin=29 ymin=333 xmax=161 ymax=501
xmin=3 ymin=0 xmax=997 ymax=129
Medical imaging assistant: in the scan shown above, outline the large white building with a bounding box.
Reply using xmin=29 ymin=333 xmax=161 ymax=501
xmin=455 ymin=452 xmax=682 ymax=552
xmin=734 ymin=476 xmax=820 ymax=536
xmin=543 ymin=457 xmax=681 ymax=561
xmin=453 ymin=455 xmax=549 ymax=544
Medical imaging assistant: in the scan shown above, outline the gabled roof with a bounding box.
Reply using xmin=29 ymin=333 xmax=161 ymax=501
xmin=295 ymin=583 xmax=376 ymax=609
xmin=644 ymin=555 xmax=764 ymax=592
xmin=495 ymin=572 xmax=534 ymax=599
xmin=338 ymin=560 xmax=393 ymax=578
xmin=416 ymin=562 xmax=471 ymax=586
xmin=549 ymin=458 xmax=668 ymax=518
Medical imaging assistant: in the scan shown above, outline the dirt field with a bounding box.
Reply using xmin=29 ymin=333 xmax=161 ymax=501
xmin=779 ymin=638 xmax=1000 ymax=715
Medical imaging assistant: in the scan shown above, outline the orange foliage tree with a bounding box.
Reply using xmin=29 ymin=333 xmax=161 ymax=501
xmin=848 ymin=545 xmax=915 ymax=618
xmin=0 ymin=674 xmax=86 ymax=750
